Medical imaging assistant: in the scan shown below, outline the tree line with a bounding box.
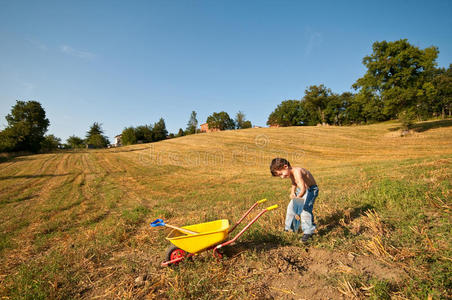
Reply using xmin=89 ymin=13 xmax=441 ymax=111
xmin=120 ymin=110 xmax=252 ymax=146
xmin=267 ymin=39 xmax=451 ymax=128
xmin=120 ymin=118 xmax=168 ymax=146
xmin=0 ymin=101 xmax=253 ymax=152
xmin=206 ymin=111 xmax=252 ymax=131
xmin=0 ymin=100 xmax=113 ymax=153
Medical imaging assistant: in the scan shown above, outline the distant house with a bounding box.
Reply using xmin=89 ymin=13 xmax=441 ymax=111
xmin=200 ymin=123 xmax=220 ymax=133
xmin=253 ymin=125 xmax=263 ymax=128
xmin=114 ymin=135 xmax=122 ymax=147
xmin=269 ymin=124 xmax=280 ymax=128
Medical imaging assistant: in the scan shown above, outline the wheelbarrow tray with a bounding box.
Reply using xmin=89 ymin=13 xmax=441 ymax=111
xmin=166 ymin=219 xmax=229 ymax=253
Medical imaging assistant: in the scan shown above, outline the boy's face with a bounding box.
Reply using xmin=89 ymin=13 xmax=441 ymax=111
xmin=274 ymin=165 xmax=290 ymax=178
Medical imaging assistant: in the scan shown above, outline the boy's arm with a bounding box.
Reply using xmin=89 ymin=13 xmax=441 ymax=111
xmin=290 ymin=183 xmax=297 ymax=198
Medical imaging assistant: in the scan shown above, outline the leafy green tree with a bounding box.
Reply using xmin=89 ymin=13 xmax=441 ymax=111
xmin=235 ymin=111 xmax=252 ymax=129
xmin=66 ymin=135 xmax=85 ymax=149
xmin=152 ymin=118 xmax=168 ymax=141
xmin=267 ymin=100 xmax=307 ymax=126
xmin=0 ymin=128 xmax=18 ymax=152
xmin=353 ymin=39 xmax=439 ymax=120
xmin=242 ymin=120 xmax=252 ymax=129
xmin=136 ymin=125 xmax=153 ymax=142
xmin=85 ymin=122 xmax=109 ymax=148
xmin=207 ymin=111 xmax=235 ymax=130
xmin=303 ymin=85 xmax=332 ymax=125
xmin=186 ymin=111 xmax=198 ymax=134
xmin=0 ymin=100 xmax=49 ymax=153
xmin=40 ymin=134 xmax=61 ymax=152
xmin=432 ymin=64 xmax=452 ymax=118
xmin=335 ymin=92 xmax=355 ymax=125
xmin=121 ymin=127 xmax=137 ymax=145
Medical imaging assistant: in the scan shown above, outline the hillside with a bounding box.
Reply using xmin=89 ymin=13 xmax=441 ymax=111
xmin=1 ymin=120 xmax=451 ymax=299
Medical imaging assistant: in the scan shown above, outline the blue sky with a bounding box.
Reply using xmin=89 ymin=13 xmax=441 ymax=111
xmin=1 ymin=0 xmax=451 ymax=142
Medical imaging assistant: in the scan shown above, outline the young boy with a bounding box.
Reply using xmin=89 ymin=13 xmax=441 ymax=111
xmin=270 ymin=158 xmax=319 ymax=243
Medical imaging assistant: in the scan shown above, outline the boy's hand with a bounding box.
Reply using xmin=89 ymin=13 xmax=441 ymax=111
xmin=290 ymin=192 xmax=297 ymax=199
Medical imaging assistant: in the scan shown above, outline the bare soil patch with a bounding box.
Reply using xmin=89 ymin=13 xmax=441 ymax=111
xmin=241 ymin=246 xmax=405 ymax=299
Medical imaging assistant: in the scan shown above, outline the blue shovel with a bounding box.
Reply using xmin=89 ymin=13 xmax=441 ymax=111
xmin=150 ymin=219 xmax=198 ymax=235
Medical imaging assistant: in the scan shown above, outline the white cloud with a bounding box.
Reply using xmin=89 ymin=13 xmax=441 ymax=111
xmin=305 ymin=28 xmax=323 ymax=56
xmin=60 ymin=45 xmax=95 ymax=59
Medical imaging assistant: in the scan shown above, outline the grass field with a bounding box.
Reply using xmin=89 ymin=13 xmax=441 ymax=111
xmin=0 ymin=120 xmax=451 ymax=299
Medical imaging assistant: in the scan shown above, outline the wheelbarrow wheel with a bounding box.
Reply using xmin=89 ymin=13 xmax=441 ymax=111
xmin=165 ymin=245 xmax=186 ymax=265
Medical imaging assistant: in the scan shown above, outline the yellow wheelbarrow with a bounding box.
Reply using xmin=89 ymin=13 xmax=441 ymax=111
xmin=151 ymin=199 xmax=278 ymax=266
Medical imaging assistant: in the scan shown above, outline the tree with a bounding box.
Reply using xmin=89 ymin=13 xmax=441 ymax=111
xmin=121 ymin=127 xmax=137 ymax=145
xmin=40 ymin=134 xmax=61 ymax=152
xmin=235 ymin=111 xmax=245 ymax=129
xmin=242 ymin=120 xmax=252 ymax=129
xmin=267 ymin=100 xmax=307 ymax=126
xmin=235 ymin=111 xmax=252 ymax=129
xmin=136 ymin=125 xmax=153 ymax=142
xmin=186 ymin=111 xmax=198 ymax=135
xmin=0 ymin=100 xmax=49 ymax=153
xmin=206 ymin=111 xmax=235 ymax=130
xmin=323 ymin=93 xmax=343 ymax=125
xmin=302 ymin=85 xmax=332 ymax=125
xmin=432 ymin=64 xmax=452 ymax=118
xmin=152 ymin=118 xmax=168 ymax=141
xmin=177 ymin=128 xmax=185 ymax=137
xmin=336 ymin=92 xmax=355 ymax=125
xmin=0 ymin=128 xmax=18 ymax=152
xmin=66 ymin=135 xmax=85 ymax=149
xmin=353 ymin=39 xmax=439 ymax=120
xmin=85 ymin=122 xmax=109 ymax=148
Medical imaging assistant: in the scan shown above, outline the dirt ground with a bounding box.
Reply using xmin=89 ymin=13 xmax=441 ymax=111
xmin=212 ymin=244 xmax=404 ymax=300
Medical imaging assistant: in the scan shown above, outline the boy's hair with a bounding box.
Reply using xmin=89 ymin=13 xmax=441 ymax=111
xmin=270 ymin=158 xmax=291 ymax=176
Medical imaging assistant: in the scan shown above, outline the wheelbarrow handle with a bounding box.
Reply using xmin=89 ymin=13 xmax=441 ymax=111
xmin=215 ymin=205 xmax=279 ymax=253
xmin=266 ymin=204 xmax=278 ymax=211
xmin=228 ymin=198 xmax=268 ymax=233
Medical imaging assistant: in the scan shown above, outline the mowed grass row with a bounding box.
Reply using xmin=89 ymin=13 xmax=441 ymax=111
xmin=0 ymin=120 xmax=451 ymax=299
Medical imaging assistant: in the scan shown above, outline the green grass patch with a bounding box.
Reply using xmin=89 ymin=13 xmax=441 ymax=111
xmin=122 ymin=205 xmax=150 ymax=226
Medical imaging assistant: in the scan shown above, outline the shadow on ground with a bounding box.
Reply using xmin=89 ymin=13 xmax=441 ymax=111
xmin=389 ymin=119 xmax=452 ymax=132
xmin=316 ymin=204 xmax=374 ymax=236
xmin=221 ymin=231 xmax=292 ymax=257
xmin=0 ymin=173 xmax=74 ymax=180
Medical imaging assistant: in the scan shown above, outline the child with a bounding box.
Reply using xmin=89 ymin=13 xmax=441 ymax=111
xmin=270 ymin=158 xmax=319 ymax=243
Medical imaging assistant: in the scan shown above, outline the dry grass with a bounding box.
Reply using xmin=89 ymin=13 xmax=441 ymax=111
xmin=0 ymin=119 xmax=451 ymax=299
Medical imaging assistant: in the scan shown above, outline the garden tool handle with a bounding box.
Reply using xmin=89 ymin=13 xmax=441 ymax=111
xmin=266 ymin=204 xmax=278 ymax=211
xmin=150 ymin=218 xmax=198 ymax=235
xmin=257 ymin=198 xmax=267 ymax=204
xmin=164 ymin=224 xmax=198 ymax=235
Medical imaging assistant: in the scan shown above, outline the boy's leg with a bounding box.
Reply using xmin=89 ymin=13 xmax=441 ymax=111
xmin=300 ymin=185 xmax=319 ymax=235
xmin=284 ymin=199 xmax=295 ymax=231
xmin=290 ymin=197 xmax=305 ymax=232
